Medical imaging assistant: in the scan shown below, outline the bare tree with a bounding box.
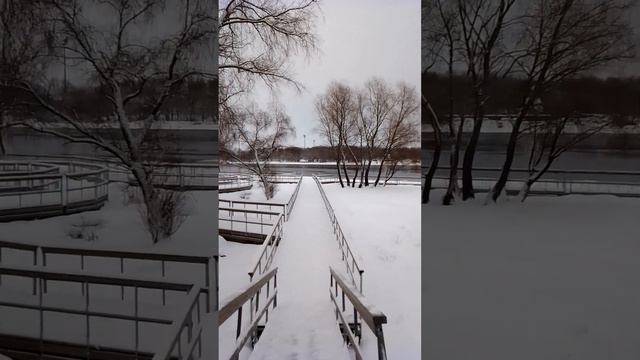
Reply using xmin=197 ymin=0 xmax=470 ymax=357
xmin=315 ymin=81 xmax=356 ymax=187
xmin=488 ymin=0 xmax=635 ymax=202
xmin=458 ymin=0 xmax=518 ymax=200
xmin=359 ymin=78 xmax=396 ymax=186
xmin=0 ymin=0 xmax=216 ymax=243
xmin=218 ymin=0 xmax=320 ymax=112
xmin=373 ymin=82 xmax=419 ymax=186
xmin=221 ymin=102 xmax=295 ymax=199
xmin=519 ymin=114 xmax=607 ymax=201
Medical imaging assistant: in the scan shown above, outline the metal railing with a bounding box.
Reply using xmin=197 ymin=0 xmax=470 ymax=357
xmin=0 ymin=161 xmax=109 ymax=221
xmin=330 ymin=267 xmax=387 ymax=360
xmin=313 ymin=176 xmax=364 ymax=292
xmin=219 ymin=208 xmax=281 ymax=238
xmin=424 ymin=166 xmax=640 ymax=196
xmin=285 ymin=177 xmax=302 ymax=218
xmin=152 ymin=286 xmax=205 ymax=360
xmin=0 ymin=240 xmax=217 ymax=312
xmin=7 ymin=154 xmax=219 ymax=191
xmin=247 ymin=213 xmax=284 ymax=281
xmin=0 ymin=264 xmax=208 ymax=358
xmin=219 ymin=175 xmax=253 ymax=192
xmin=315 ymin=175 xmax=421 ymax=186
xmin=218 ymin=267 xmax=278 ymax=360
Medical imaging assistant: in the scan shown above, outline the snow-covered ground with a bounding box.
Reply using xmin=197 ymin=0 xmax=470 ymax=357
xmin=423 ymin=190 xmax=640 ymax=360
xmin=0 ymin=183 xmax=217 ymax=356
xmin=323 ymin=184 xmax=421 ymax=360
xmin=220 ymin=182 xmax=296 ymax=204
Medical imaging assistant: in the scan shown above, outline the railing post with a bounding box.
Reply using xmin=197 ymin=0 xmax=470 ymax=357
xmin=61 ymin=174 xmax=68 ymax=209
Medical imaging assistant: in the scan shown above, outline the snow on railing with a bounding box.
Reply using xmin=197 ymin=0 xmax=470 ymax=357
xmin=247 ymin=213 xmax=284 ymax=281
xmin=152 ymin=286 xmax=206 ymax=360
xmin=219 ymin=207 xmax=281 ymax=236
xmin=0 ymin=161 xmax=109 ymax=221
xmin=7 ymin=154 xmax=219 ymax=190
xmin=315 ymin=175 xmax=421 ymax=186
xmin=285 ymin=177 xmax=302 ymax=218
xmin=313 ymin=176 xmax=364 ymax=292
xmin=0 ymin=240 xmax=218 ymax=312
xmin=218 ymin=267 xmax=278 ymax=360
xmin=0 ymin=264 xmax=209 ymax=359
xmin=330 ymin=266 xmax=387 ymax=360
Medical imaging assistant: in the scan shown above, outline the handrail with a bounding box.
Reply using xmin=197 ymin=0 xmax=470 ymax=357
xmin=247 ymin=213 xmax=284 ymax=280
xmin=313 ymin=176 xmax=364 ymax=292
xmin=0 ymin=161 xmax=110 ymax=220
xmin=218 ymin=267 xmax=278 ymax=360
xmin=0 ymin=239 xmax=217 ymax=312
xmin=219 ymin=207 xmax=280 ymax=237
xmin=0 ymin=264 xmax=207 ymax=358
xmin=330 ymin=267 xmax=387 ymax=360
xmin=152 ymin=286 xmax=204 ymax=360
xmin=285 ymin=177 xmax=302 ymax=218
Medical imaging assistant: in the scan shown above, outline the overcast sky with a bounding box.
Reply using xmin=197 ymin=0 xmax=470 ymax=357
xmin=254 ymin=0 xmax=421 ymax=148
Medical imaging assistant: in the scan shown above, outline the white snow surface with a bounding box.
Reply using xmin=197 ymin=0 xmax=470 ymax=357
xmin=423 ymin=190 xmax=640 ymax=360
xmin=220 ymin=182 xmax=296 ymax=204
xmin=323 ymin=183 xmax=422 ymax=360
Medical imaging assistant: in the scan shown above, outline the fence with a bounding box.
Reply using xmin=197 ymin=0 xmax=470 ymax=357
xmin=315 ymin=175 xmax=421 ymax=186
xmin=330 ymin=267 xmax=387 ymax=360
xmin=0 ymin=240 xmax=217 ymax=312
xmin=246 ymin=213 xmax=284 ymax=281
xmin=218 ymin=267 xmax=278 ymax=360
xmin=0 ymin=161 xmax=109 ymax=222
xmin=425 ymin=166 xmax=640 ymax=197
xmin=0 ymin=264 xmax=208 ymax=359
xmin=6 ymin=154 xmax=219 ymax=191
xmin=313 ymin=176 xmax=364 ymax=292
xmin=218 ymin=208 xmax=281 ymax=240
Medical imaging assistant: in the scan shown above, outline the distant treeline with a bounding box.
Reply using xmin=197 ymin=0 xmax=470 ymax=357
xmin=423 ymin=72 xmax=640 ymax=124
xmin=2 ymin=78 xmax=217 ymax=123
xmin=224 ymin=146 xmax=421 ymax=163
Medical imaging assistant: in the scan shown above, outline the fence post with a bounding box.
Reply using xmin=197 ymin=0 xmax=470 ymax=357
xmin=61 ymin=174 xmax=68 ymax=209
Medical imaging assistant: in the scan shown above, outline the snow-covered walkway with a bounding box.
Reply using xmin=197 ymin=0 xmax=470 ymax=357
xmin=248 ymin=177 xmax=351 ymax=360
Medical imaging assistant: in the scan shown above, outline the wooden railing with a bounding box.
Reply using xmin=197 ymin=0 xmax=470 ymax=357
xmin=313 ymin=176 xmax=364 ymax=292
xmin=247 ymin=213 xmax=284 ymax=280
xmin=218 ymin=267 xmax=278 ymax=360
xmin=330 ymin=267 xmax=387 ymax=360
xmin=0 ymin=264 xmax=208 ymax=358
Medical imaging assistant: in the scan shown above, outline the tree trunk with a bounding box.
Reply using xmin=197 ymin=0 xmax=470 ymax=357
xmin=461 ymin=109 xmax=483 ymax=200
xmin=364 ymin=160 xmax=372 ymax=186
xmin=443 ymin=117 xmax=464 ymax=205
xmin=423 ymin=101 xmax=442 ymax=204
xmin=488 ymin=101 xmax=535 ymax=202
xmin=335 ymin=158 xmax=344 ymax=187
xmin=373 ymin=157 xmax=385 ymax=187
xmin=341 ymin=154 xmax=351 ymax=187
